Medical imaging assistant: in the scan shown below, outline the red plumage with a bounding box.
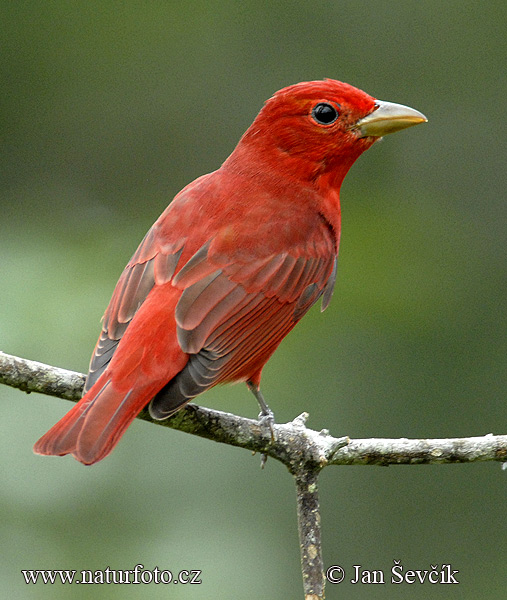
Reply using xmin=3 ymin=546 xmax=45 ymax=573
xmin=34 ymin=79 xmax=426 ymax=464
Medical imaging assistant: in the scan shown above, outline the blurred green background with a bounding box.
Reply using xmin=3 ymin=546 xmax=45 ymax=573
xmin=1 ymin=1 xmax=505 ymax=598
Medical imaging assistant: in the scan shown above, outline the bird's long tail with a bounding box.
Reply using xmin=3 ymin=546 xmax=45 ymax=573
xmin=33 ymin=374 xmax=164 ymax=465
xmin=34 ymin=285 xmax=190 ymax=465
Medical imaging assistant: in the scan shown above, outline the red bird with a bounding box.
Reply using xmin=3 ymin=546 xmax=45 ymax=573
xmin=34 ymin=79 xmax=426 ymax=464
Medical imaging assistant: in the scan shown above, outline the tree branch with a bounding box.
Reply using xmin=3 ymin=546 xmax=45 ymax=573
xmin=2 ymin=350 xmax=506 ymax=600
xmin=2 ymin=351 xmax=505 ymax=467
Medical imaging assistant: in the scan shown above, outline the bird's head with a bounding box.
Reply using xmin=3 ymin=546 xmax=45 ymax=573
xmin=230 ymin=79 xmax=427 ymax=191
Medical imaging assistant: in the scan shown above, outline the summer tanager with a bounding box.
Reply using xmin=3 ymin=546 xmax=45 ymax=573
xmin=34 ymin=79 xmax=426 ymax=464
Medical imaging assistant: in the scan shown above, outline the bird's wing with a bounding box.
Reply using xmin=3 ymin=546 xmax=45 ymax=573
xmin=84 ymin=226 xmax=185 ymax=392
xmin=149 ymin=232 xmax=337 ymax=418
xmin=35 ymin=184 xmax=338 ymax=462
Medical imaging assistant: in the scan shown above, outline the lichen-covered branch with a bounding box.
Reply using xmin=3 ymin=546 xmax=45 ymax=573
xmin=295 ymin=470 xmax=324 ymax=600
xmin=0 ymin=351 xmax=85 ymax=401
xmin=329 ymin=434 xmax=507 ymax=466
xmin=2 ymin=350 xmax=506 ymax=600
xmin=2 ymin=351 xmax=505 ymax=468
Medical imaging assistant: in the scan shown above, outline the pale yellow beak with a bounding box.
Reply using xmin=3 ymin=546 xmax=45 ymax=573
xmin=355 ymin=100 xmax=427 ymax=137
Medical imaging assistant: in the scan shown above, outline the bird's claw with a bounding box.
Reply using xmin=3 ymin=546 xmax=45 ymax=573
xmin=258 ymin=409 xmax=275 ymax=443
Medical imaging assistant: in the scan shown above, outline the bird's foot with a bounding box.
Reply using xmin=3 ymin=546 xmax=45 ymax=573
xmin=257 ymin=409 xmax=275 ymax=469
xmin=258 ymin=407 xmax=276 ymax=443
xmin=246 ymin=381 xmax=276 ymax=468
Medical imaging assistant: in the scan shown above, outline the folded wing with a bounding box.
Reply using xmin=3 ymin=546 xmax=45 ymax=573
xmin=149 ymin=239 xmax=337 ymax=418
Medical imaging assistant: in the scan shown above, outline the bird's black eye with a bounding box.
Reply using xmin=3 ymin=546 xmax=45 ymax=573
xmin=312 ymin=103 xmax=339 ymax=125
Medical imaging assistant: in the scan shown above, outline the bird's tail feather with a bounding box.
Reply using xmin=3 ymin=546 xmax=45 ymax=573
xmin=33 ymin=375 xmax=159 ymax=465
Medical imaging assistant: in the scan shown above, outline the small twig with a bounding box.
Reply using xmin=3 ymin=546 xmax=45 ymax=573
xmin=2 ymin=350 xmax=506 ymax=599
